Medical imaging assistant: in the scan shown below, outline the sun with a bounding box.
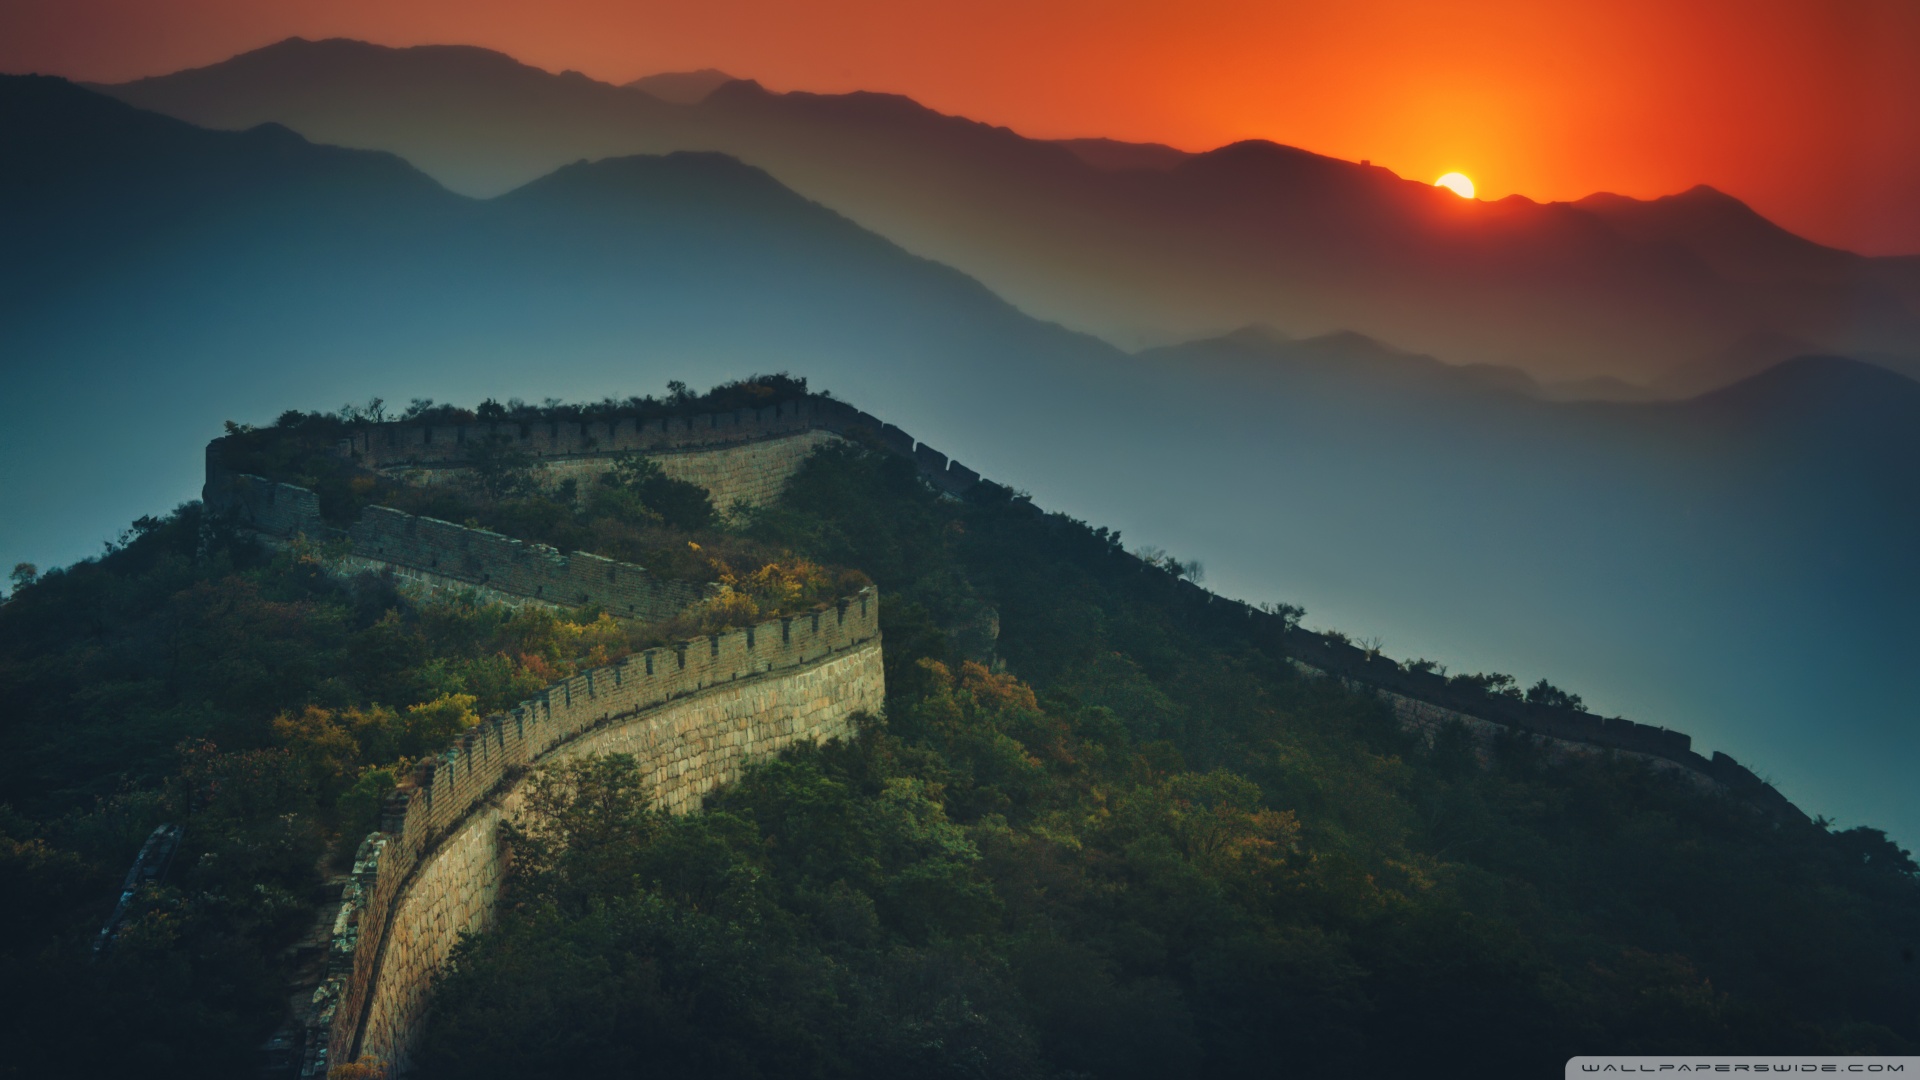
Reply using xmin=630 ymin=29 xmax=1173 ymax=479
xmin=1434 ymin=172 xmax=1476 ymax=199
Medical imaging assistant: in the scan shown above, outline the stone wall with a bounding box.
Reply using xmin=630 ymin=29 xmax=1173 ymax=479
xmin=332 ymin=395 xmax=986 ymax=500
xmin=1122 ymin=565 xmax=1808 ymax=824
xmin=340 ymin=398 xmax=832 ymax=468
xmin=384 ymin=429 xmax=845 ymax=514
xmin=304 ymin=589 xmax=882 ymax=1077
xmin=206 ymin=472 xmax=711 ymax=621
xmin=1293 ymin=660 xmax=1722 ymax=793
xmin=209 ymin=391 xmax=1804 ymax=825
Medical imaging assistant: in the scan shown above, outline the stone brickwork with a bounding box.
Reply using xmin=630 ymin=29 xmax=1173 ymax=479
xmin=384 ymin=429 xmax=844 ymax=514
xmin=303 ymin=589 xmax=882 ymax=1078
xmin=1292 ymin=660 xmax=1721 ymax=793
xmin=205 ymin=472 xmax=711 ymax=621
xmin=346 ymin=505 xmax=709 ymax=619
xmin=342 ymin=397 xmax=833 ymax=468
xmin=333 ymin=395 xmax=987 ymax=501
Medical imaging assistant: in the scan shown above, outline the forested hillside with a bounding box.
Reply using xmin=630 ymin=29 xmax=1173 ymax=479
xmin=1 ymin=409 xmax=1915 ymax=1078
xmin=406 ymin=436 xmax=1920 ymax=1078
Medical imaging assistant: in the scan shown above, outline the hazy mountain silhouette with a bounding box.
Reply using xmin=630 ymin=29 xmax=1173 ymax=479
xmin=625 ymin=69 xmax=741 ymax=104
xmin=96 ymin=37 xmax=1920 ymax=387
xmin=1051 ymin=137 xmax=1190 ymax=172
xmin=0 ymin=73 xmax=1118 ymax=580
xmin=5 ymin=76 xmax=1919 ymax=845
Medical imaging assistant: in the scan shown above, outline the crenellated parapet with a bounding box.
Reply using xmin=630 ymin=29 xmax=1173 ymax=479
xmin=208 ymin=390 xmax=1804 ymax=832
xmin=331 ymin=395 xmax=987 ymax=499
xmin=1098 ymin=557 xmax=1809 ymax=825
xmin=205 ymin=469 xmax=712 ymax=619
xmin=302 ymin=588 xmax=883 ymax=1077
xmin=339 ymin=397 xmax=834 ymax=468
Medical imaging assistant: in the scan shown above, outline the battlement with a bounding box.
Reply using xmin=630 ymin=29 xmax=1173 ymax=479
xmin=328 ymin=394 xmax=987 ymax=496
xmin=340 ymin=398 xmax=821 ymax=467
xmin=205 ymin=470 xmax=711 ymax=619
xmin=1099 ymin=555 xmax=1808 ymax=824
xmin=308 ymin=588 xmax=882 ymax=1076
xmin=208 ymin=391 xmax=1801 ymax=828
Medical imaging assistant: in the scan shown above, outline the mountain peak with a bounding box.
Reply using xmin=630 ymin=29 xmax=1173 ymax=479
xmin=112 ymin=36 xmax=592 ymax=96
xmin=1685 ymin=354 xmax=1920 ymax=431
xmin=624 ymin=68 xmax=741 ymax=105
xmin=500 ymin=150 xmax=806 ymax=215
xmin=1571 ymin=183 xmax=1856 ymax=277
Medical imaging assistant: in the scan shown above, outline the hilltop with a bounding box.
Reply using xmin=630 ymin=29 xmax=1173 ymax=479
xmin=1 ymin=381 xmax=1915 ymax=1078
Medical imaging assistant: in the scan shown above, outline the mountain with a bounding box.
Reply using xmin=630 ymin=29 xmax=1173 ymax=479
xmin=96 ymin=37 xmax=1920 ymax=386
xmin=625 ymin=68 xmax=740 ymax=104
xmin=5 ymin=76 xmax=1919 ymax=848
xmin=1050 ymin=136 xmax=1191 ymax=172
xmin=0 ymin=73 xmax=1119 ymax=593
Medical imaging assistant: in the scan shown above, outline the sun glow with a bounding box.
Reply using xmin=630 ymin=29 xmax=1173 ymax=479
xmin=1434 ymin=172 xmax=1476 ymax=199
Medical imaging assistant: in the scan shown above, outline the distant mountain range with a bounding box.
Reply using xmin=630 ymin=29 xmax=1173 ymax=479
xmin=624 ymin=68 xmax=739 ymax=104
xmin=3 ymin=73 xmax=1919 ymax=846
xmin=95 ymin=36 xmax=1920 ymax=390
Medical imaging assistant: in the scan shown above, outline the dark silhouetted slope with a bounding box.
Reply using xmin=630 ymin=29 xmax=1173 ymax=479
xmin=1 ymin=73 xmax=452 ymax=303
xmin=1051 ymin=136 xmax=1190 ymax=172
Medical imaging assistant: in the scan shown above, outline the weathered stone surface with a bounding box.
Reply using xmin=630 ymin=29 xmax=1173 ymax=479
xmin=307 ymin=591 xmax=882 ymax=1078
xmin=384 ymin=429 xmax=842 ymax=516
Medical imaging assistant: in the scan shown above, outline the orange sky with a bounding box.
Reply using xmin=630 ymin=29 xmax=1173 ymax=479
xmin=6 ymin=0 xmax=1917 ymax=254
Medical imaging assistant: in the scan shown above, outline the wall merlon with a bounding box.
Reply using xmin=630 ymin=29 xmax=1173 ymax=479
xmin=310 ymin=588 xmax=881 ymax=1075
xmin=913 ymin=443 xmax=949 ymax=474
xmin=942 ymin=461 xmax=981 ymax=492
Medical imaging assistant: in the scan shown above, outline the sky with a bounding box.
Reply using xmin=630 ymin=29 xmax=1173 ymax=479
xmin=3 ymin=0 xmax=1917 ymax=255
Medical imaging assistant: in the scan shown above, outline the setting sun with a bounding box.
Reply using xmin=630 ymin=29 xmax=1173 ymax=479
xmin=1434 ymin=172 xmax=1475 ymax=199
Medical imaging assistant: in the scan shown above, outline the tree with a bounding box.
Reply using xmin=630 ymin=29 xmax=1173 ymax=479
xmin=595 ymin=452 xmax=716 ymax=530
xmin=466 ymin=435 xmax=536 ymax=499
xmin=1451 ymin=671 xmax=1521 ymax=698
xmin=1524 ymin=678 xmax=1584 ymax=711
xmin=1260 ymin=600 xmax=1306 ymax=632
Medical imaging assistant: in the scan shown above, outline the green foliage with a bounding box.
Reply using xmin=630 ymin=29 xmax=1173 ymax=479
xmin=5 ymin=427 xmax=1917 ymax=1077
xmin=0 ymin=506 xmax=709 ymax=1076
xmin=416 ymin=440 xmax=1920 ymax=1078
xmin=466 ymin=434 xmax=537 ymax=500
xmin=594 ymin=450 xmax=717 ymax=531
xmin=1525 ymin=678 xmax=1585 ymax=711
xmin=418 ymin=748 xmax=1032 ymax=1080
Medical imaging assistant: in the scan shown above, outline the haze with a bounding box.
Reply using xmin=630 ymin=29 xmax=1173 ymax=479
xmin=5 ymin=0 xmax=1917 ymax=255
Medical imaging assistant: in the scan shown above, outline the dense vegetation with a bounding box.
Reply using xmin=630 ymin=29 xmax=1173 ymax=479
xmin=414 ymin=440 xmax=1920 ymax=1078
xmin=0 ymin=509 xmax=676 ymax=1076
xmin=1 ymin=400 xmax=1914 ymax=1078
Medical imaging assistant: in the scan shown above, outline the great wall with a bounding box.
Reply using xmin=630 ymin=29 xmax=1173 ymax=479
xmin=209 ymin=399 xmax=893 ymax=1077
xmin=207 ymin=390 xmax=1805 ymax=1077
